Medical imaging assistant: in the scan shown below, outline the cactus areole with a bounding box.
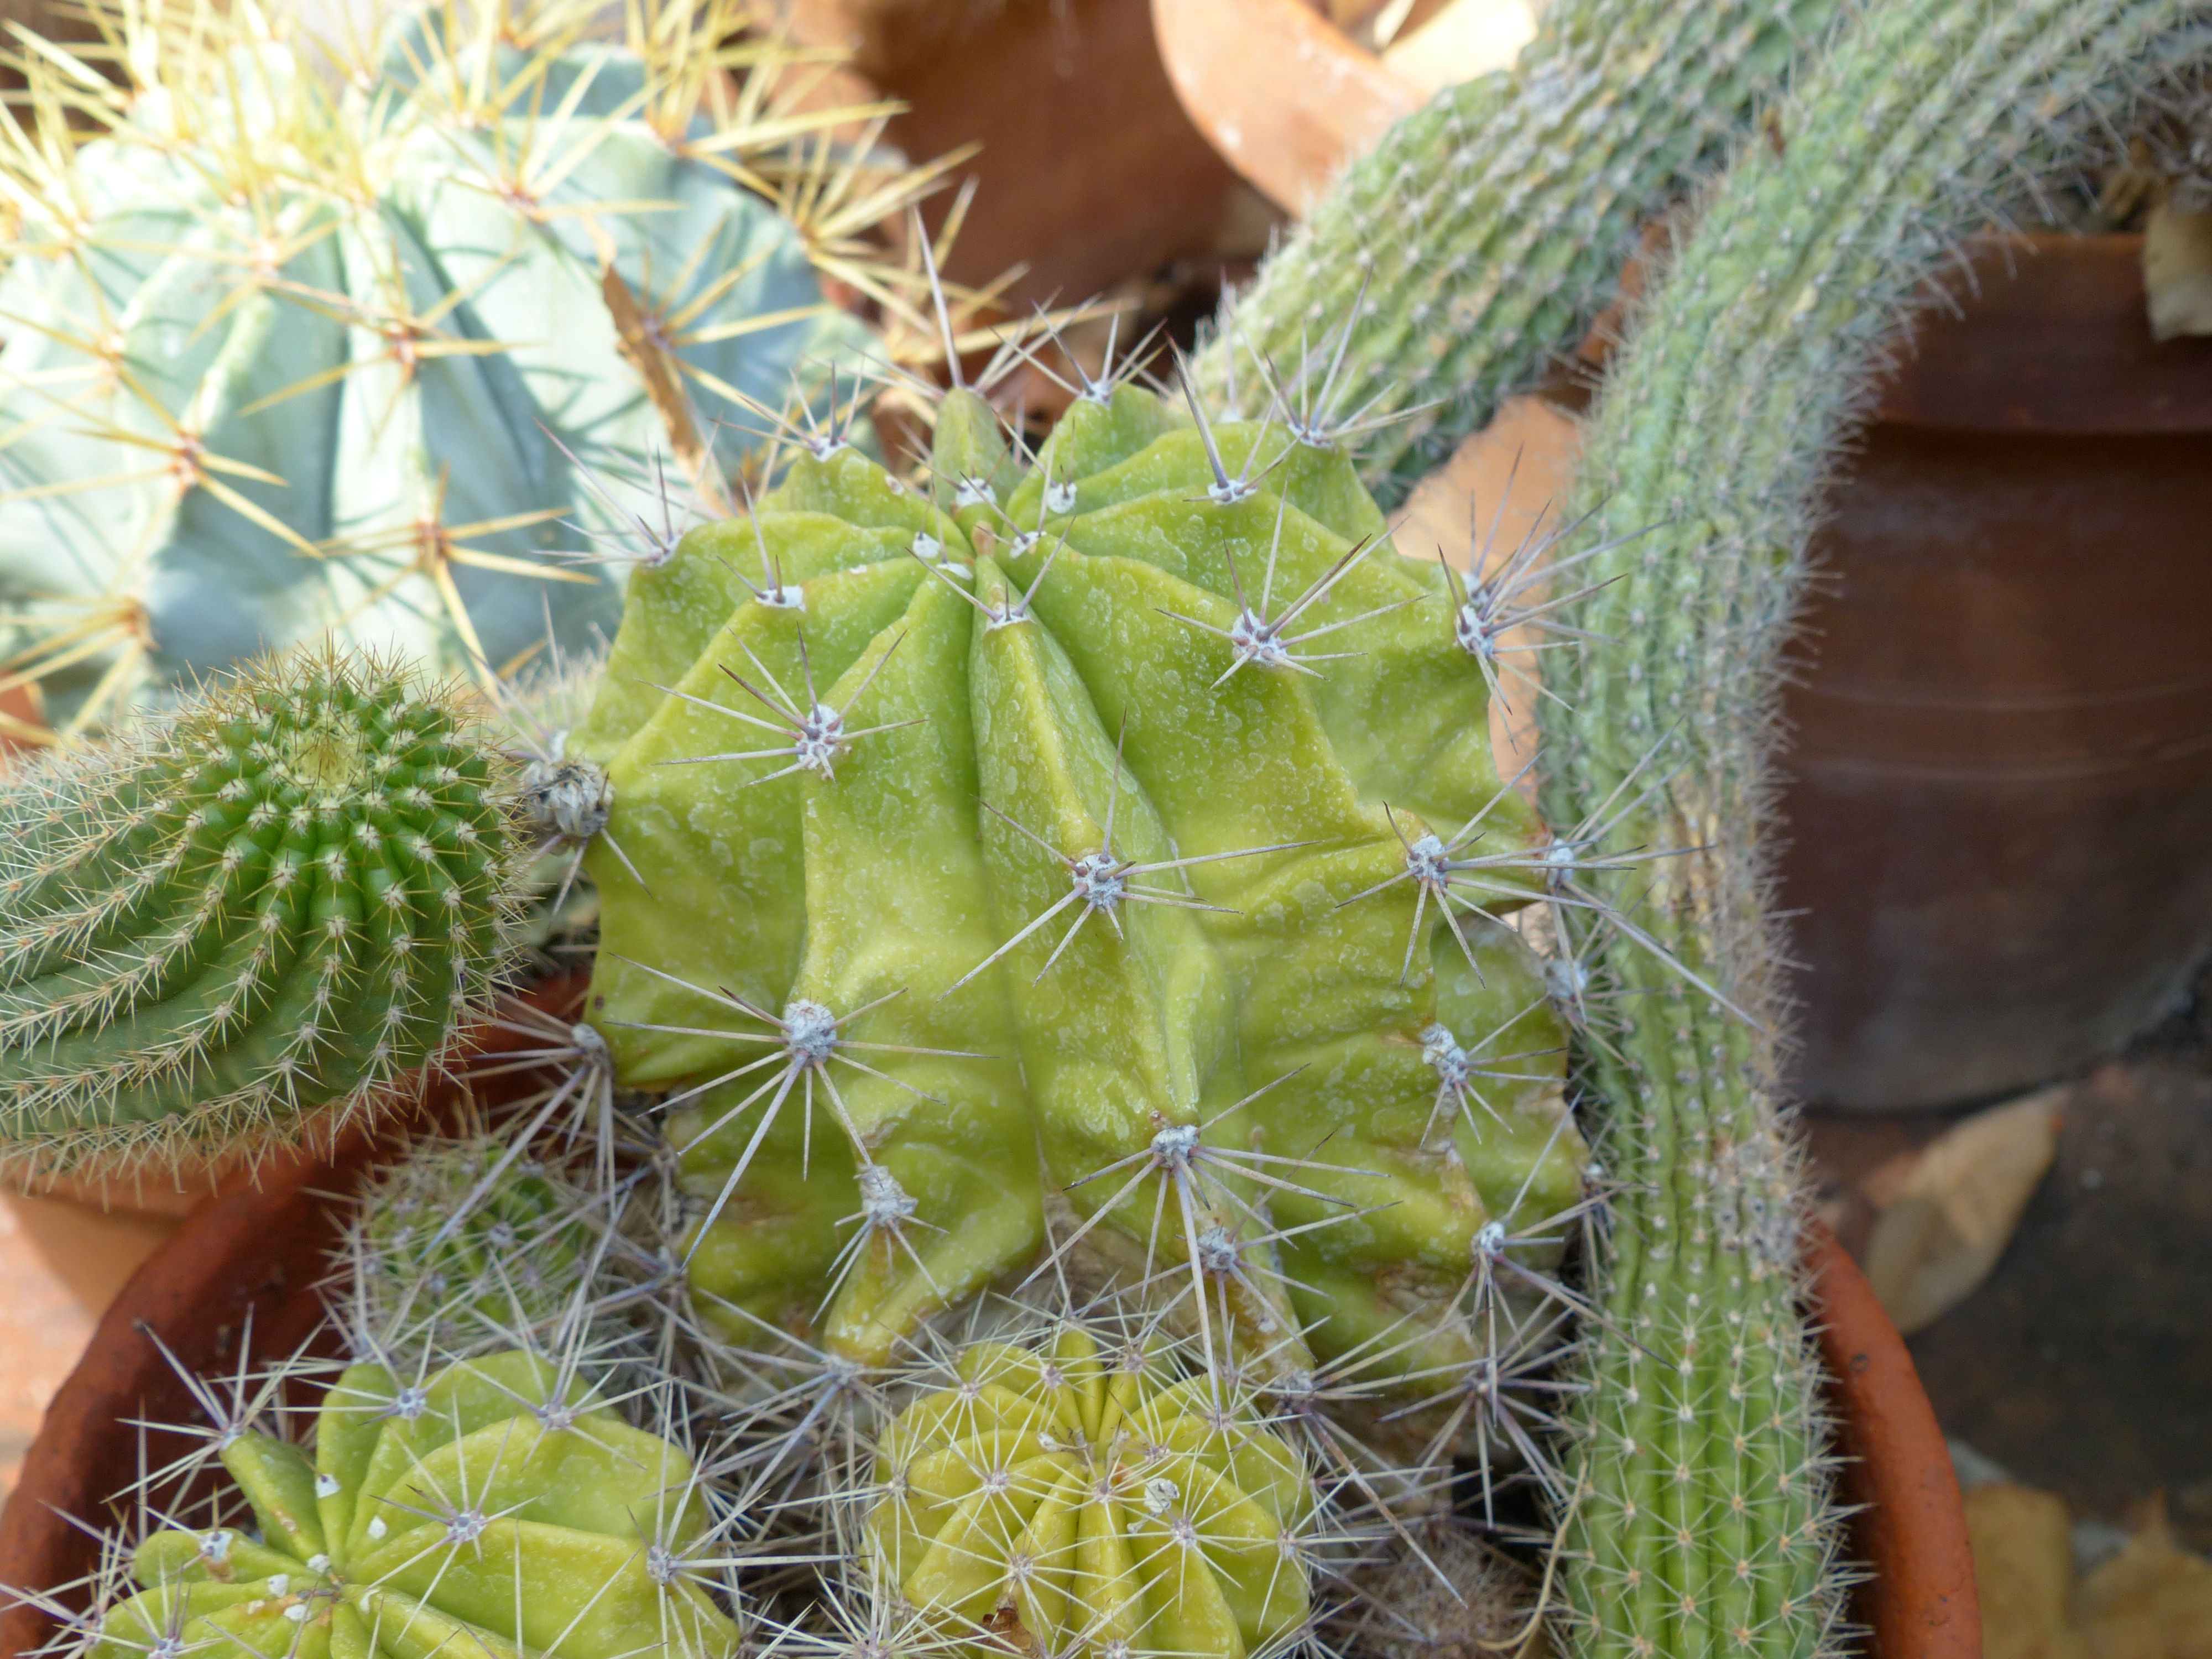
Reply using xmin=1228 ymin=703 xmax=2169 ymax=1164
xmin=575 ymin=383 xmax=1589 ymax=1379
xmin=93 ymin=1351 xmax=737 ymax=1659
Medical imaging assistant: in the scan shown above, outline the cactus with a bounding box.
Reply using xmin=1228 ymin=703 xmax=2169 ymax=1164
xmin=350 ymin=1135 xmax=608 ymax=1358
xmin=1536 ymin=0 xmax=2202 ymax=1652
xmin=82 ymin=1347 xmax=739 ymax=1659
xmin=862 ymin=1318 xmax=1317 ymax=1659
xmin=0 ymin=651 xmax=524 ymax=1177
xmin=1187 ymin=0 xmax=1843 ymax=505
xmin=0 ymin=0 xmax=899 ymax=734
xmin=568 ymin=369 xmax=1595 ymax=1387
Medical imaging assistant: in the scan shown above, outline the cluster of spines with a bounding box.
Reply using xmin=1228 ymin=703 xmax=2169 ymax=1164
xmin=1535 ymin=0 xmax=2203 ymax=1652
xmin=1186 ymin=0 xmax=1846 ymax=505
xmin=0 ymin=654 xmax=526 ymax=1178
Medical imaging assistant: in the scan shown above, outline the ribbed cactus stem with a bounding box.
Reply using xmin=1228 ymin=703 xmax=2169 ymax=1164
xmin=1188 ymin=0 xmax=1841 ymax=505
xmin=0 ymin=654 xmax=523 ymax=1177
xmin=1545 ymin=0 xmax=2200 ymax=1652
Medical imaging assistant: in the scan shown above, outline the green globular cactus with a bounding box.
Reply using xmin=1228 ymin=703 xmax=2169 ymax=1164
xmin=1187 ymin=0 xmax=1842 ymax=505
xmin=570 ymin=377 xmax=1590 ymax=1384
xmin=351 ymin=1136 xmax=604 ymax=1359
xmin=0 ymin=653 xmax=523 ymax=1177
xmin=89 ymin=1349 xmax=738 ymax=1659
xmin=0 ymin=0 xmax=879 ymax=733
xmin=1536 ymin=0 xmax=2201 ymax=1652
xmin=864 ymin=1320 xmax=1314 ymax=1659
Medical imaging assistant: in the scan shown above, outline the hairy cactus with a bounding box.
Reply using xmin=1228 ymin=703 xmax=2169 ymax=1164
xmin=864 ymin=1319 xmax=1316 ymax=1659
xmin=87 ymin=1349 xmax=738 ymax=1659
xmin=0 ymin=0 xmax=891 ymax=733
xmin=1187 ymin=0 xmax=1842 ymax=504
xmin=0 ymin=653 xmax=523 ymax=1177
xmin=1536 ymin=0 xmax=2204 ymax=1651
xmin=571 ymin=374 xmax=1592 ymax=1383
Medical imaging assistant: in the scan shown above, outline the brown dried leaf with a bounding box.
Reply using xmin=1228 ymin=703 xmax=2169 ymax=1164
xmin=1861 ymin=1087 xmax=2062 ymax=1334
xmin=2078 ymin=1498 xmax=2212 ymax=1659
xmin=1968 ymin=1484 xmax=2094 ymax=1659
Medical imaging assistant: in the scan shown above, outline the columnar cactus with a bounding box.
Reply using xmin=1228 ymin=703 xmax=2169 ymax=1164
xmin=0 ymin=0 xmax=887 ymax=732
xmin=572 ymin=376 xmax=1591 ymax=1384
xmin=1187 ymin=0 xmax=1842 ymax=504
xmin=0 ymin=653 xmax=523 ymax=1177
xmin=864 ymin=1320 xmax=1316 ymax=1659
xmin=1540 ymin=0 xmax=2201 ymax=1651
xmin=88 ymin=1349 xmax=738 ymax=1659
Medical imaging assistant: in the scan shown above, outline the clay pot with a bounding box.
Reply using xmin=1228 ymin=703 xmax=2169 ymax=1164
xmin=1809 ymin=1224 xmax=1980 ymax=1658
xmin=1152 ymin=0 xmax=1419 ymax=212
xmin=0 ymin=978 xmax=587 ymax=1657
xmin=788 ymin=0 xmax=1251 ymax=312
xmin=1778 ymin=235 xmax=2212 ymax=1108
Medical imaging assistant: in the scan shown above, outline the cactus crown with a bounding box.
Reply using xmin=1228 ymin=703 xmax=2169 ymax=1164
xmin=865 ymin=1318 xmax=1317 ymax=1659
xmin=0 ymin=651 xmax=525 ymax=1179
xmin=568 ymin=366 xmax=1591 ymax=1394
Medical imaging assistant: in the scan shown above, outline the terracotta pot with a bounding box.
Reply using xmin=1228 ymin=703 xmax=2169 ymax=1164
xmin=0 ymin=978 xmax=587 ymax=1657
xmin=1778 ymin=235 xmax=2212 ymax=1108
xmin=788 ymin=0 xmax=1251 ymax=312
xmin=1152 ymin=0 xmax=1418 ymax=212
xmin=2 ymin=1129 xmax=1973 ymax=1658
xmin=1808 ymin=1224 xmax=1980 ymax=1659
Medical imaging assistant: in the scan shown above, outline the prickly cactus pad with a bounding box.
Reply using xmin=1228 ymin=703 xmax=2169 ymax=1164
xmin=95 ymin=1350 xmax=737 ymax=1659
xmin=0 ymin=655 xmax=520 ymax=1176
xmin=865 ymin=1323 xmax=1313 ymax=1659
xmin=575 ymin=384 xmax=1586 ymax=1376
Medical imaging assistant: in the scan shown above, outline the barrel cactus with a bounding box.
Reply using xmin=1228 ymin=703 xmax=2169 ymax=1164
xmin=0 ymin=0 xmax=888 ymax=734
xmin=567 ymin=369 xmax=1594 ymax=1392
xmin=863 ymin=1319 xmax=1316 ymax=1659
xmin=87 ymin=1349 xmax=739 ymax=1659
xmin=0 ymin=651 xmax=524 ymax=1178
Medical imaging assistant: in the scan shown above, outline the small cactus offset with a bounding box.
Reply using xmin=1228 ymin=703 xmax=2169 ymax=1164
xmin=0 ymin=0 xmax=899 ymax=732
xmin=1537 ymin=0 xmax=2206 ymax=1651
xmin=864 ymin=1318 xmax=1317 ymax=1659
xmin=86 ymin=1349 xmax=738 ymax=1659
xmin=1188 ymin=0 xmax=1842 ymax=504
xmin=350 ymin=1136 xmax=606 ymax=1358
xmin=0 ymin=652 xmax=525 ymax=1177
xmin=570 ymin=371 xmax=1594 ymax=1388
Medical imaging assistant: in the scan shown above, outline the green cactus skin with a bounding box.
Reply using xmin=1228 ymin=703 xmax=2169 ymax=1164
xmin=0 ymin=0 xmax=872 ymax=732
xmin=1540 ymin=0 xmax=2200 ymax=1652
xmin=90 ymin=1349 xmax=738 ymax=1659
xmin=353 ymin=1138 xmax=602 ymax=1359
xmin=865 ymin=1322 xmax=1313 ymax=1659
xmin=0 ymin=654 xmax=522 ymax=1177
xmin=571 ymin=380 xmax=1588 ymax=1380
xmin=1187 ymin=0 xmax=1841 ymax=507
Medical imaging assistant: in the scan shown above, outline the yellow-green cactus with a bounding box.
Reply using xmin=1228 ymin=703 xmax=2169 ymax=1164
xmin=865 ymin=1322 xmax=1313 ymax=1659
xmin=92 ymin=1350 xmax=737 ymax=1659
xmin=570 ymin=377 xmax=1591 ymax=1384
